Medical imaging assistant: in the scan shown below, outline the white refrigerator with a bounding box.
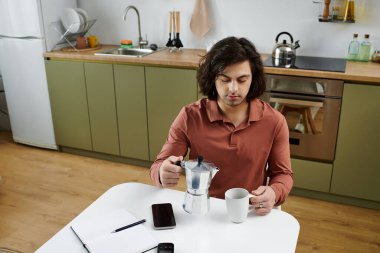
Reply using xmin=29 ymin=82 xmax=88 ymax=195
xmin=0 ymin=0 xmax=76 ymax=149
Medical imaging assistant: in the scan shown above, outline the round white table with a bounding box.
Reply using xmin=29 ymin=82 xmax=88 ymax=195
xmin=35 ymin=182 xmax=300 ymax=253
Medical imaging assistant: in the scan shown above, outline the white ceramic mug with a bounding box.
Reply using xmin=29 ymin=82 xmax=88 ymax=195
xmin=225 ymin=188 xmax=254 ymax=223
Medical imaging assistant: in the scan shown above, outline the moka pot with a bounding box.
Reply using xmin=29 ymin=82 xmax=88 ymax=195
xmin=176 ymin=156 xmax=219 ymax=215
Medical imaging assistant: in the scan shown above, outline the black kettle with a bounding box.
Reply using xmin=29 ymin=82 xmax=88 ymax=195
xmin=272 ymin=32 xmax=300 ymax=60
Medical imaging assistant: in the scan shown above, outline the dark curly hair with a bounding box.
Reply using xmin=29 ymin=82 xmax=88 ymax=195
xmin=197 ymin=36 xmax=266 ymax=101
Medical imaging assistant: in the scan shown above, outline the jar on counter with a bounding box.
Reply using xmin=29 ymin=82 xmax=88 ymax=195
xmin=88 ymin=35 xmax=98 ymax=48
xmin=372 ymin=50 xmax=380 ymax=63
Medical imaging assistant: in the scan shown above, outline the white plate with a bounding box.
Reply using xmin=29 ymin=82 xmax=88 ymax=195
xmin=61 ymin=8 xmax=81 ymax=33
xmin=77 ymin=11 xmax=85 ymax=33
xmin=75 ymin=8 xmax=89 ymax=33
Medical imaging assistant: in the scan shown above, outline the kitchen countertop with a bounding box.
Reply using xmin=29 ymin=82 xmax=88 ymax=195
xmin=44 ymin=45 xmax=204 ymax=69
xmin=44 ymin=45 xmax=380 ymax=85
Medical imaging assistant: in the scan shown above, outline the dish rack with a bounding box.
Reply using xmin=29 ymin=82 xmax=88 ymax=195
xmin=49 ymin=19 xmax=97 ymax=51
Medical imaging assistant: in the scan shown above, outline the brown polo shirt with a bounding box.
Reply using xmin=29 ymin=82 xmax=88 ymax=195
xmin=150 ymin=98 xmax=293 ymax=205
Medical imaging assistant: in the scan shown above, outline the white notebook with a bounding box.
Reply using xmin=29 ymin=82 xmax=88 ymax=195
xmin=70 ymin=208 xmax=157 ymax=253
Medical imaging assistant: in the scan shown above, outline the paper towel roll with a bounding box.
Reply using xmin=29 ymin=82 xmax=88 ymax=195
xmin=190 ymin=0 xmax=212 ymax=38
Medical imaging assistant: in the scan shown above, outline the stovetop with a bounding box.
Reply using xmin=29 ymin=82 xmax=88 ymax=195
xmin=263 ymin=56 xmax=346 ymax=73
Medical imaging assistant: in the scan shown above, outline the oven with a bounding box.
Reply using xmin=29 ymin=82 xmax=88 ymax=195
xmin=261 ymin=74 xmax=344 ymax=162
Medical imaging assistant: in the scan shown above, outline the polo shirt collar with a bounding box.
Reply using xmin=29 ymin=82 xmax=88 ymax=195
xmin=248 ymin=99 xmax=264 ymax=122
xmin=206 ymin=98 xmax=264 ymax=123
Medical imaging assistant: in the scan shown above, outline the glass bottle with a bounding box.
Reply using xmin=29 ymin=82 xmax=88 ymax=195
xmin=343 ymin=0 xmax=355 ymax=21
xmin=331 ymin=0 xmax=340 ymax=20
xmin=336 ymin=0 xmax=346 ymax=20
xmin=358 ymin=34 xmax=372 ymax=62
xmin=347 ymin=34 xmax=359 ymax=61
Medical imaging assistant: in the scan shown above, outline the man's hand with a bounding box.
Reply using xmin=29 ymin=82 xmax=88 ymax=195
xmin=159 ymin=156 xmax=183 ymax=188
xmin=250 ymin=186 xmax=276 ymax=216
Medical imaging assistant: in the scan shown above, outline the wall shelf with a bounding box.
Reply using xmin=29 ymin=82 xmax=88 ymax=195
xmin=318 ymin=18 xmax=355 ymax=23
xmin=313 ymin=0 xmax=355 ymax=24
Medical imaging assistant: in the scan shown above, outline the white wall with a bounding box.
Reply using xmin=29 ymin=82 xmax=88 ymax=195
xmin=79 ymin=0 xmax=380 ymax=58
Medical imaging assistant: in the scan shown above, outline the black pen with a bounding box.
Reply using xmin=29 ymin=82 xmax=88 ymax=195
xmin=111 ymin=219 xmax=146 ymax=233
xmin=70 ymin=226 xmax=90 ymax=253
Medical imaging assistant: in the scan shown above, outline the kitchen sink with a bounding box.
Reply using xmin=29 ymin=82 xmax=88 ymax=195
xmin=95 ymin=47 xmax=158 ymax=58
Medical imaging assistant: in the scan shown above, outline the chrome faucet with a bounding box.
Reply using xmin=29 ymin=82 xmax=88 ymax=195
xmin=123 ymin=5 xmax=148 ymax=49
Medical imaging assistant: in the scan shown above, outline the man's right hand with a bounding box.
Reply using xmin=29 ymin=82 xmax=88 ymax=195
xmin=159 ymin=156 xmax=183 ymax=188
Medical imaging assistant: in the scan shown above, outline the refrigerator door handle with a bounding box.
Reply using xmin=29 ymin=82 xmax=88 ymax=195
xmin=0 ymin=35 xmax=42 ymax=40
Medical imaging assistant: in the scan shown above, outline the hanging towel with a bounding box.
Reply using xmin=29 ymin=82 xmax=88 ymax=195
xmin=190 ymin=0 xmax=212 ymax=38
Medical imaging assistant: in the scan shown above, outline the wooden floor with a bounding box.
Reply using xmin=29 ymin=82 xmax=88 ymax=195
xmin=0 ymin=131 xmax=379 ymax=253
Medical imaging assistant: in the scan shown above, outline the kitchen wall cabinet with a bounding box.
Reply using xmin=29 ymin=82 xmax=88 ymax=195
xmin=45 ymin=60 xmax=92 ymax=150
xmin=84 ymin=63 xmax=119 ymax=155
xmin=114 ymin=64 xmax=149 ymax=160
xmin=331 ymin=83 xmax=380 ymax=202
xmin=291 ymin=158 xmax=332 ymax=193
xmin=145 ymin=67 xmax=197 ymax=161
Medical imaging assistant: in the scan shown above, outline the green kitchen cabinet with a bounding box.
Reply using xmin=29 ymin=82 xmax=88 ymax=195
xmin=146 ymin=67 xmax=197 ymax=161
xmin=331 ymin=83 xmax=380 ymax=202
xmin=45 ymin=60 xmax=92 ymax=150
xmin=84 ymin=63 xmax=119 ymax=155
xmin=114 ymin=65 xmax=149 ymax=160
xmin=291 ymin=158 xmax=332 ymax=193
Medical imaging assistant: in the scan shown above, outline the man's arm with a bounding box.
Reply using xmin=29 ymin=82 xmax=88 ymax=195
xmin=267 ymin=116 xmax=294 ymax=205
xmin=149 ymin=108 xmax=189 ymax=187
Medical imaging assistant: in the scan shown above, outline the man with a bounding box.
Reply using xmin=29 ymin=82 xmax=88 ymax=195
xmin=150 ymin=37 xmax=293 ymax=215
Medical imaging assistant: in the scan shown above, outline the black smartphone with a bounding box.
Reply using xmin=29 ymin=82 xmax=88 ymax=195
xmin=157 ymin=242 xmax=174 ymax=253
xmin=151 ymin=203 xmax=176 ymax=230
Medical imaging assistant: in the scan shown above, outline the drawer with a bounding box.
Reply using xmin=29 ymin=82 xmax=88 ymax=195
xmin=291 ymin=158 xmax=333 ymax=192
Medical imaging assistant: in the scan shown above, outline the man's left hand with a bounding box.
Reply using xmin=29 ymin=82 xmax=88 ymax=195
xmin=250 ymin=186 xmax=276 ymax=216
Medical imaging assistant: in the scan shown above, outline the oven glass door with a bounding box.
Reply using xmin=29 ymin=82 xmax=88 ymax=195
xmin=269 ymin=94 xmax=324 ymax=135
xmin=265 ymin=74 xmax=343 ymax=97
xmin=262 ymin=92 xmax=341 ymax=162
